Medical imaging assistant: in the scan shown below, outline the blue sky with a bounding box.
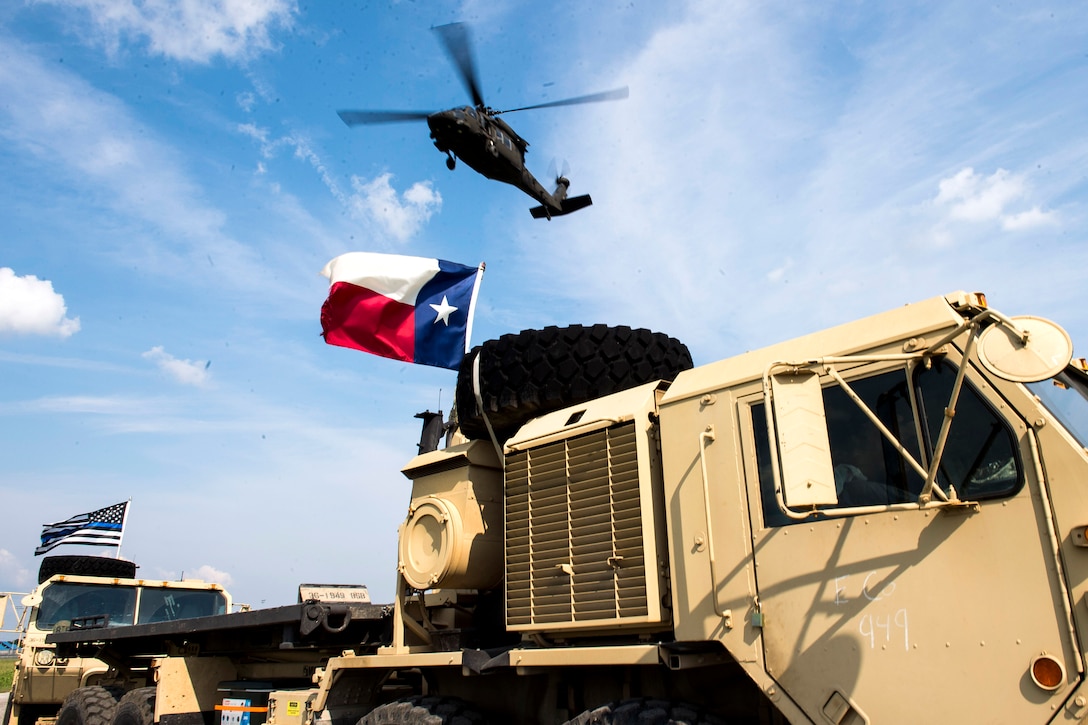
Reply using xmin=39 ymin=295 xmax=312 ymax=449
xmin=1 ymin=0 xmax=1086 ymax=609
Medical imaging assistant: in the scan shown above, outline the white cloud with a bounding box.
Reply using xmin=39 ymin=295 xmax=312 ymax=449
xmin=1001 ymin=206 xmax=1058 ymax=231
xmin=188 ymin=564 xmax=233 ymax=587
xmin=236 ymin=91 xmax=257 ymax=112
xmin=933 ymin=167 xmax=1057 ymax=230
xmin=349 ymin=173 xmax=442 ymax=242
xmin=0 ymin=548 xmax=32 ymax=591
xmin=142 ymin=346 xmax=211 ymax=387
xmin=0 ymin=267 xmax=81 ymax=338
xmin=43 ymin=0 xmax=297 ymax=63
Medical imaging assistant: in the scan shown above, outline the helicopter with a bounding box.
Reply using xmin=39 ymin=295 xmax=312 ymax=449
xmin=337 ymin=23 xmax=628 ymax=219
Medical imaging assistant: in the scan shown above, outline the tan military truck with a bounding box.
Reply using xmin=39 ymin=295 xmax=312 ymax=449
xmin=45 ymin=291 xmax=1088 ymax=723
xmin=4 ymin=556 xmax=231 ymax=725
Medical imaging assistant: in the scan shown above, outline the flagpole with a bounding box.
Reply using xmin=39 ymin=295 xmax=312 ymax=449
xmin=115 ymin=499 xmax=132 ymax=560
xmin=464 ymin=262 xmax=485 ymax=355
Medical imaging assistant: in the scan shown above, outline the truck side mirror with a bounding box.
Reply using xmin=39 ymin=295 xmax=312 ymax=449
xmin=771 ymin=371 xmax=839 ymax=507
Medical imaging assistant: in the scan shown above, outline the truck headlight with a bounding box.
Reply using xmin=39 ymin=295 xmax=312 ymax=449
xmin=33 ymin=649 xmax=55 ymax=667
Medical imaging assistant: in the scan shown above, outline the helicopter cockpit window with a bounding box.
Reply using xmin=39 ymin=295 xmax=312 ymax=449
xmin=755 ymin=360 xmax=1023 ymax=527
xmin=465 ymin=107 xmax=477 ymax=119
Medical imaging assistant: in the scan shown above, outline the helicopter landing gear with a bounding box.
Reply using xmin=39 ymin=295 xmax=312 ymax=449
xmin=446 ymin=154 xmax=456 ymax=170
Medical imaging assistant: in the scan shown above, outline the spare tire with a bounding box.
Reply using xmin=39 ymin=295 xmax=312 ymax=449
xmin=38 ymin=555 xmax=137 ymax=584
xmin=455 ymin=325 xmax=693 ymax=442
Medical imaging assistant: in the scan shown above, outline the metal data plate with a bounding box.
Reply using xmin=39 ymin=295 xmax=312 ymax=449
xmin=297 ymin=584 xmax=371 ymax=604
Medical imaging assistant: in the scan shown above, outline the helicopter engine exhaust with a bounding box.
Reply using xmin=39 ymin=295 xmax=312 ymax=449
xmin=529 ymin=177 xmax=592 ymax=219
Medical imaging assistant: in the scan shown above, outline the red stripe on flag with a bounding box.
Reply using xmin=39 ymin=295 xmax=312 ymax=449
xmin=321 ymin=282 xmax=415 ymax=362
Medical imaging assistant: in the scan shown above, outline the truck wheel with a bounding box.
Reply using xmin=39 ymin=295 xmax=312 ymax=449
xmin=358 ymin=696 xmax=486 ymax=724
xmin=56 ymin=687 xmax=124 ymax=725
xmin=455 ymin=325 xmax=692 ymax=442
xmin=38 ymin=556 xmax=137 ymax=584
xmin=565 ymin=699 xmax=727 ymax=725
xmin=111 ymin=688 xmax=155 ymax=725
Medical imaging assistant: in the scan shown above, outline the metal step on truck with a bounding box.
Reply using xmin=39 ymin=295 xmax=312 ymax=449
xmin=40 ymin=291 xmax=1088 ymax=723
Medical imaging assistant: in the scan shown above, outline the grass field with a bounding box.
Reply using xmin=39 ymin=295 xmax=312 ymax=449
xmin=0 ymin=658 xmax=14 ymax=690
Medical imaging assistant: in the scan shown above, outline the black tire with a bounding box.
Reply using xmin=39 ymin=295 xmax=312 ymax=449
xmin=110 ymin=689 xmax=155 ymax=725
xmin=359 ymin=696 xmax=486 ymax=725
xmin=56 ymin=687 xmax=124 ymax=725
xmin=565 ymin=699 xmax=727 ymax=725
xmin=38 ymin=556 xmax=137 ymax=584
xmin=455 ymin=325 xmax=692 ymax=442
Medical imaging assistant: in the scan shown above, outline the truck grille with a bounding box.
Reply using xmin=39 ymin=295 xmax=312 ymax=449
xmin=505 ymin=422 xmax=658 ymax=631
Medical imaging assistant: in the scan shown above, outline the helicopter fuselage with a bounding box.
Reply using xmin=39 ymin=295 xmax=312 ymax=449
xmin=427 ymin=107 xmax=563 ymax=213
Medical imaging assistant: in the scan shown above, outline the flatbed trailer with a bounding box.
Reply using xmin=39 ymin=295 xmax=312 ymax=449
xmin=48 ymin=600 xmax=390 ymax=666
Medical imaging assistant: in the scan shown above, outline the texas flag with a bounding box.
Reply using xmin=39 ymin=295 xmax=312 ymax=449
xmin=320 ymin=252 xmax=484 ymax=370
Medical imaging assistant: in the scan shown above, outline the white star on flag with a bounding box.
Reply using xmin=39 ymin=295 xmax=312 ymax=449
xmin=430 ymin=295 xmax=458 ymax=325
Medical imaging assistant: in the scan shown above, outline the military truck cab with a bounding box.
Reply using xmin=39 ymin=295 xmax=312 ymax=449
xmin=6 ymin=558 xmax=230 ymax=725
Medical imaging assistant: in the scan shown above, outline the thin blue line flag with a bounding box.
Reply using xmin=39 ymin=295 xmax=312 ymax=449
xmin=35 ymin=501 xmax=128 ymax=556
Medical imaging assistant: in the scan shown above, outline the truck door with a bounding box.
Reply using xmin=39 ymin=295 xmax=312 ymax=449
xmin=743 ymin=355 xmax=1080 ymax=724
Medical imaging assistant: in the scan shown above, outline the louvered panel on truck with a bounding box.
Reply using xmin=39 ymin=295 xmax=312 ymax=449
xmin=503 ymin=381 xmax=670 ymax=635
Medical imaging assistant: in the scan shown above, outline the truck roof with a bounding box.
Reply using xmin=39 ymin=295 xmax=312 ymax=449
xmin=661 ymin=291 xmax=978 ymax=406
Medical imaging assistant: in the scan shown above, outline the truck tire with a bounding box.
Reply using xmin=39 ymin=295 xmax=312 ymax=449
xmin=455 ymin=325 xmax=692 ymax=442
xmin=358 ymin=696 xmax=486 ymax=725
xmin=56 ymin=687 xmax=124 ymax=725
xmin=111 ymin=688 xmax=155 ymax=725
xmin=38 ymin=556 xmax=137 ymax=584
xmin=565 ymin=699 xmax=727 ymax=725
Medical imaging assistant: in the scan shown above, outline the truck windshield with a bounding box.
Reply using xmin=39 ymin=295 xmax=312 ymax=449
xmin=1029 ymin=367 xmax=1088 ymax=449
xmin=35 ymin=583 xmax=228 ymax=629
xmin=138 ymin=589 xmax=227 ymax=623
xmin=35 ymin=583 xmax=136 ymax=629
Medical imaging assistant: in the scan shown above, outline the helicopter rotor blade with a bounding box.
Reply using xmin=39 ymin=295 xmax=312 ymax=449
xmin=433 ymin=22 xmax=486 ymax=108
xmin=337 ymin=110 xmax=433 ymax=126
xmin=496 ymin=86 xmax=630 ymax=115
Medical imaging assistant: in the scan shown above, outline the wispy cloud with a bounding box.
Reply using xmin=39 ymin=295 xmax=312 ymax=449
xmin=142 ymin=346 xmax=212 ymax=387
xmin=236 ymin=123 xmax=442 ymax=241
xmin=0 ymin=267 xmax=81 ymax=337
xmin=0 ymin=395 xmax=164 ymax=416
xmin=0 ymin=41 xmax=247 ymax=267
xmin=0 ymin=38 xmax=327 ymax=311
xmin=41 ymin=0 xmax=297 ymax=63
